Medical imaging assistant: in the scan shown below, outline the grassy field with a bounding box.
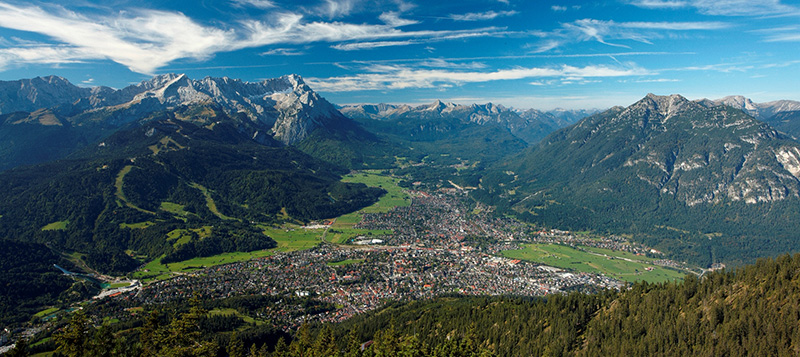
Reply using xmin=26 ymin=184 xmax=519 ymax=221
xmin=107 ymin=282 xmax=133 ymax=289
xmin=208 ymin=308 xmax=259 ymax=325
xmin=132 ymin=172 xmax=409 ymax=283
xmin=164 ymin=250 xmax=275 ymax=271
xmin=501 ymin=243 xmax=686 ymax=283
xmin=132 ymin=256 xmax=173 ymax=282
xmin=120 ymin=221 xmax=155 ymax=229
xmin=582 ymin=246 xmax=661 ymax=263
xmin=329 ymin=172 xmax=409 ymax=243
xmin=41 ymin=220 xmax=69 ymax=231
xmin=190 ymin=183 xmax=234 ymax=220
xmin=115 ymin=165 xmax=155 ymax=214
xmin=132 ymin=249 xmax=276 ymax=283
xmin=327 ymin=259 xmax=365 ymax=267
xmin=341 ymin=172 xmax=411 ymax=214
xmin=327 ymin=228 xmax=393 ymax=244
xmin=262 ymin=225 xmax=325 ymax=251
xmin=34 ymin=307 xmax=59 ymax=318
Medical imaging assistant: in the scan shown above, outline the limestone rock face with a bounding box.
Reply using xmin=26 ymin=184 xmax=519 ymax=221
xmin=512 ymin=93 xmax=800 ymax=207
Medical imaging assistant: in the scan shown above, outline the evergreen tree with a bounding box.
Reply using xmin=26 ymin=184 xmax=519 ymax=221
xmin=54 ymin=310 xmax=90 ymax=357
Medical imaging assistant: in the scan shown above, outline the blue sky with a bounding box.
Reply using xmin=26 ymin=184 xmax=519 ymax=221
xmin=0 ymin=0 xmax=798 ymax=109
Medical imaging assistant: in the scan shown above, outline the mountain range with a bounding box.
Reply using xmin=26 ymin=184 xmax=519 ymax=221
xmin=484 ymin=93 xmax=800 ymax=265
xmin=339 ymin=101 xmax=594 ymax=145
xmin=699 ymin=95 xmax=800 ymax=121
xmin=0 ymin=74 xmax=391 ymax=171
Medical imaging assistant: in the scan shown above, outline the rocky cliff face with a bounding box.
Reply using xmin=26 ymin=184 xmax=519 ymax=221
xmin=617 ymin=94 xmax=800 ymax=205
xmin=511 ymin=93 xmax=800 ymax=207
xmin=699 ymin=95 xmax=800 ymax=120
xmin=496 ymin=94 xmax=800 ymax=265
xmin=0 ymin=76 xmax=91 ymax=114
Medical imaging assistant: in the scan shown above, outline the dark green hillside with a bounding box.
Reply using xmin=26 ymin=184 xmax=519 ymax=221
xmin=0 ymin=110 xmax=115 ymax=171
xmin=294 ymin=115 xmax=401 ymax=169
xmin=353 ymin=115 xmax=528 ymax=164
xmin=0 ymin=239 xmax=98 ymax=325
xmin=480 ymin=94 xmax=800 ymax=266
xmin=0 ymin=112 xmax=384 ymax=273
xmin=764 ymin=110 xmax=800 ymax=139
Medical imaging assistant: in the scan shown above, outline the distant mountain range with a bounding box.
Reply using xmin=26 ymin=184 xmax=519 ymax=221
xmin=339 ymin=101 xmax=596 ymax=144
xmin=0 ymin=74 xmax=389 ymax=170
xmin=698 ymin=95 xmax=800 ymax=121
xmin=486 ymin=93 xmax=800 ymax=266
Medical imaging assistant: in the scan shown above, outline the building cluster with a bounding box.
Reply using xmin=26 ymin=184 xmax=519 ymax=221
xmin=132 ymin=243 xmax=621 ymax=329
xmin=125 ymin=189 xmax=631 ymax=330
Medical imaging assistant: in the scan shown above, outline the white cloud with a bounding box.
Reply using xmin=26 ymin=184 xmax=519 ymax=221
xmin=551 ymin=6 xmax=568 ymax=12
xmin=0 ymin=45 xmax=101 ymax=70
xmin=316 ymin=0 xmax=359 ymax=19
xmin=231 ymin=0 xmax=276 ymax=9
xmin=534 ymin=18 xmax=730 ymax=52
xmin=629 ymin=0 xmax=689 ymax=9
xmin=448 ymin=10 xmax=518 ymax=21
xmin=306 ymin=63 xmax=651 ymax=92
xmin=379 ymin=12 xmax=417 ymax=27
xmin=0 ymin=2 xmax=508 ymax=74
xmin=627 ymin=0 xmax=800 ymax=16
xmin=764 ymin=33 xmax=800 ymax=41
xmin=329 ymin=27 xmax=507 ymax=51
xmin=619 ymin=21 xmax=730 ymax=30
xmin=332 ymin=40 xmax=418 ymax=50
xmin=417 ymin=59 xmax=488 ymax=69
xmin=0 ymin=2 xmax=233 ymax=74
xmin=260 ymin=48 xmax=305 ymax=56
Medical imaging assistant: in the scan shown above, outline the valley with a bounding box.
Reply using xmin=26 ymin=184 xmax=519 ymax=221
xmin=2 ymin=73 xmax=800 ymax=356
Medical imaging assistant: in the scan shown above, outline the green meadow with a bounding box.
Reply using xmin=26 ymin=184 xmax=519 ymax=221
xmin=330 ymin=172 xmax=409 ymax=243
xmin=132 ymin=172 xmax=409 ymax=283
xmin=41 ymin=220 xmax=69 ymax=231
xmin=327 ymin=259 xmax=365 ymax=267
xmin=501 ymin=243 xmax=686 ymax=283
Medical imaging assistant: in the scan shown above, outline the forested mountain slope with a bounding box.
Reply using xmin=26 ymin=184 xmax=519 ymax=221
xmin=480 ymin=94 xmax=800 ymax=266
xmin=0 ymin=105 xmax=384 ymax=276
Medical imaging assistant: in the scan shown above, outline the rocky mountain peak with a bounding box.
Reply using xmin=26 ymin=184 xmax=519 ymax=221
xmin=282 ymin=74 xmax=306 ymax=91
xmin=623 ymin=93 xmax=694 ymax=123
xmin=697 ymin=95 xmax=800 ymax=120
xmin=645 ymin=93 xmax=690 ymax=112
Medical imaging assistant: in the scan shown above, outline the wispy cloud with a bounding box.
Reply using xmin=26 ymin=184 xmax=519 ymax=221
xmin=260 ymin=48 xmax=305 ymax=56
xmin=0 ymin=3 xmax=232 ymax=74
xmin=759 ymin=26 xmax=800 ymax=42
xmin=0 ymin=45 xmax=100 ymax=70
xmin=627 ymin=0 xmax=800 ymax=16
xmin=551 ymin=5 xmax=581 ymax=12
xmin=332 ymin=40 xmax=418 ymax=51
xmin=0 ymin=1 xmax=507 ymax=74
xmin=306 ymin=63 xmax=651 ymax=92
xmin=329 ymin=27 xmax=508 ymax=51
xmin=533 ymin=18 xmax=730 ymax=52
xmin=315 ymin=0 xmax=360 ymax=19
xmin=379 ymin=12 xmax=417 ymax=27
xmin=620 ymin=78 xmax=681 ymax=83
xmin=448 ymin=10 xmax=518 ymax=22
xmin=231 ymin=0 xmax=276 ymax=9
xmin=417 ymin=59 xmax=488 ymax=69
